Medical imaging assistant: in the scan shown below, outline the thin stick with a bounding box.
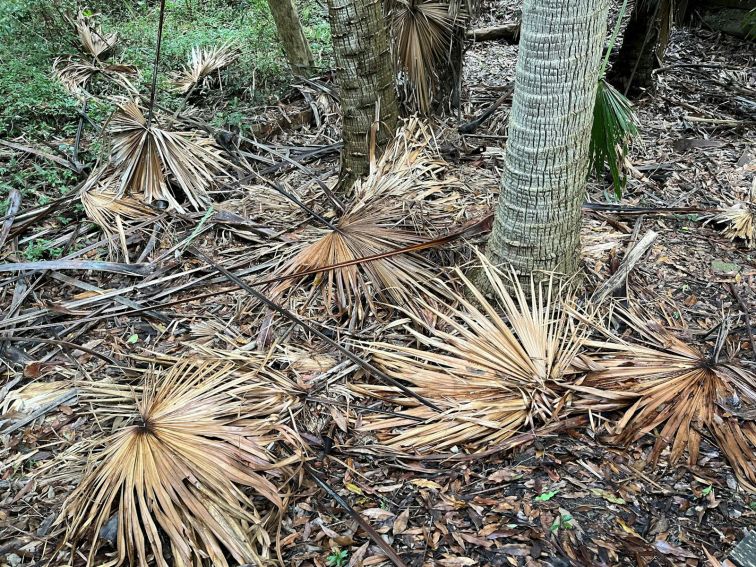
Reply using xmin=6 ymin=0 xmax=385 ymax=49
xmin=303 ymin=463 xmax=409 ymax=567
xmin=189 ymin=246 xmax=443 ymax=413
xmin=590 ymin=230 xmax=657 ymax=305
xmin=146 ymin=0 xmax=167 ymax=129
xmin=728 ymin=283 xmax=756 ymax=359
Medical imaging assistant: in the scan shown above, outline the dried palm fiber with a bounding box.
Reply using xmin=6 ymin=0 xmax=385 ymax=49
xmin=54 ymin=356 xmax=301 ymax=567
xmin=85 ymin=100 xmax=230 ymax=213
xmin=72 ymin=10 xmax=118 ymax=60
xmin=173 ymin=44 xmax=239 ymax=94
xmin=353 ymin=254 xmax=586 ymax=454
xmin=267 ymin=118 xmax=467 ymax=325
xmin=80 ymin=176 xmax=157 ymax=258
xmin=571 ymin=307 xmax=756 ymax=490
xmin=706 ymin=204 xmax=755 ymax=248
xmin=54 ymin=57 xmax=138 ymax=96
xmin=387 ymin=0 xmax=471 ymax=112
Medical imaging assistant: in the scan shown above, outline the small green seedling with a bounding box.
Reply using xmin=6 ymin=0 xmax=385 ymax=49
xmin=326 ymin=547 xmax=348 ymax=567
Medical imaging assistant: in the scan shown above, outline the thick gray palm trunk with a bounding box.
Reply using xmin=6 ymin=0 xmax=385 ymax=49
xmin=326 ymin=0 xmax=399 ymax=189
xmin=486 ymin=0 xmax=610 ymax=279
xmin=267 ymin=0 xmax=315 ymax=76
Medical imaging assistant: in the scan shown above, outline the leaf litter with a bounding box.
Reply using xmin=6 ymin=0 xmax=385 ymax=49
xmin=1 ymin=1 xmax=755 ymax=566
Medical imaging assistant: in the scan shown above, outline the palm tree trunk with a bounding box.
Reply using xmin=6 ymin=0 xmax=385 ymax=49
xmin=486 ymin=0 xmax=610 ymax=281
xmin=267 ymin=0 xmax=315 ymax=76
xmin=327 ymin=0 xmax=399 ymax=189
xmin=610 ymin=0 xmax=672 ymax=95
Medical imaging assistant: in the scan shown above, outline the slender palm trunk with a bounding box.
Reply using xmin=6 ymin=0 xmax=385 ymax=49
xmin=327 ymin=0 xmax=399 ymax=189
xmin=486 ymin=0 xmax=610 ymax=281
xmin=610 ymin=0 xmax=672 ymax=95
xmin=267 ymin=0 xmax=315 ymax=76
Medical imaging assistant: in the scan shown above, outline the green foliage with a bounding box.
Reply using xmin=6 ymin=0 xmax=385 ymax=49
xmin=590 ymin=79 xmax=639 ymax=199
xmin=743 ymin=8 xmax=756 ymax=39
xmin=326 ymin=548 xmax=348 ymax=567
xmin=589 ymin=0 xmax=639 ymax=199
xmin=22 ymin=239 xmax=64 ymax=261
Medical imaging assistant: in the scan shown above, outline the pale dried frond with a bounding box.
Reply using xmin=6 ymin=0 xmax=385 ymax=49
xmin=80 ymin=179 xmax=156 ymax=258
xmin=710 ymin=204 xmax=755 ymax=247
xmin=173 ymin=44 xmax=239 ymax=94
xmin=354 ymin=256 xmax=585 ymax=453
xmin=575 ymin=309 xmax=756 ymax=489
xmin=56 ymin=357 xmax=301 ymax=567
xmin=102 ymin=100 xmax=230 ymax=212
xmin=389 ymin=0 xmax=468 ymax=112
xmin=74 ymin=11 xmax=118 ymax=60
xmin=268 ymin=119 xmax=461 ymax=324
xmin=53 ymin=56 xmax=138 ymax=96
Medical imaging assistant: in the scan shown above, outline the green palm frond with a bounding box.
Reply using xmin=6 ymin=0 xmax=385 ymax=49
xmin=590 ymin=78 xmax=639 ymax=198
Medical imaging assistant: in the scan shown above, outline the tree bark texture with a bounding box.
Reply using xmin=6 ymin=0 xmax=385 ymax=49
xmin=326 ymin=0 xmax=399 ymax=188
xmin=486 ymin=0 xmax=610 ymax=280
xmin=610 ymin=0 xmax=672 ymax=95
xmin=268 ymin=0 xmax=315 ymax=76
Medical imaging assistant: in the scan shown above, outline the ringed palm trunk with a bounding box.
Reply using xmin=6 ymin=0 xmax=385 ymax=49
xmin=327 ymin=0 xmax=399 ymax=189
xmin=486 ymin=0 xmax=610 ymax=281
xmin=267 ymin=0 xmax=315 ymax=76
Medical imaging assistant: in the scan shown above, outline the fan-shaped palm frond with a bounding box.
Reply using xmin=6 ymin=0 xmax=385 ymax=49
xmin=53 ymin=57 xmax=138 ymax=96
xmin=574 ymin=310 xmax=756 ymax=489
xmin=57 ymin=357 xmax=300 ymax=567
xmin=390 ymin=0 xmax=459 ymax=112
xmin=173 ymin=44 xmax=239 ymax=95
xmin=80 ymin=179 xmax=156 ymax=258
xmin=708 ymin=204 xmax=755 ymax=247
xmin=74 ymin=10 xmax=118 ymax=61
xmin=268 ymin=119 xmax=460 ymax=324
xmin=100 ymin=100 xmax=230 ymax=212
xmin=590 ymin=78 xmax=640 ymax=198
xmin=354 ymin=256 xmax=585 ymax=453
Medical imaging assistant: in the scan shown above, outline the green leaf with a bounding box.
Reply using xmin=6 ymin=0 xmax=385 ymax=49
xmin=590 ymin=488 xmax=626 ymax=505
xmin=701 ymin=485 xmax=713 ymax=496
xmin=535 ymin=490 xmax=559 ymax=502
xmin=127 ymin=334 xmax=139 ymax=344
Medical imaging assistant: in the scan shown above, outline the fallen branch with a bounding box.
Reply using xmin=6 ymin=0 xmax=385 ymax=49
xmin=590 ymin=230 xmax=658 ymax=305
xmin=466 ymin=23 xmax=520 ymax=43
xmin=458 ymin=84 xmax=513 ymax=134
xmin=728 ymin=282 xmax=756 ymax=359
xmin=0 ymin=189 xmax=21 ymax=251
xmin=0 ymin=139 xmax=82 ymax=172
xmin=2 ymin=389 xmax=78 ymax=435
xmin=0 ymin=259 xmax=152 ymax=276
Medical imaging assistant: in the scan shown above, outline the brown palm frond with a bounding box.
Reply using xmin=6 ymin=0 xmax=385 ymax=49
xmin=575 ymin=309 xmax=756 ymax=489
xmin=389 ymin=0 xmax=469 ymax=112
xmin=80 ymin=178 xmax=157 ymax=258
xmin=268 ymin=119 xmax=460 ymax=324
xmin=53 ymin=56 xmax=138 ymax=96
xmin=102 ymin=100 xmax=230 ymax=212
xmin=74 ymin=10 xmax=118 ymax=60
xmin=56 ymin=357 xmax=301 ymax=567
xmin=173 ymin=44 xmax=239 ymax=95
xmin=354 ymin=256 xmax=585 ymax=453
xmin=709 ymin=204 xmax=755 ymax=247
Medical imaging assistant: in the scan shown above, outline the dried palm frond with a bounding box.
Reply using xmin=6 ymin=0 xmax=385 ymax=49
xmin=575 ymin=309 xmax=756 ymax=489
xmin=354 ymin=256 xmax=585 ymax=453
xmin=53 ymin=56 xmax=138 ymax=96
xmin=56 ymin=357 xmax=301 ymax=567
xmin=80 ymin=179 xmax=156 ymax=258
xmin=102 ymin=100 xmax=230 ymax=212
xmin=708 ymin=204 xmax=755 ymax=247
xmin=268 ymin=119 xmax=460 ymax=324
xmin=173 ymin=44 xmax=239 ymax=95
xmin=74 ymin=10 xmax=118 ymax=60
xmin=388 ymin=0 xmax=469 ymax=112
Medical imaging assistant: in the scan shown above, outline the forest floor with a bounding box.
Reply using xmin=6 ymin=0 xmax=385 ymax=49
xmin=1 ymin=1 xmax=755 ymax=567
